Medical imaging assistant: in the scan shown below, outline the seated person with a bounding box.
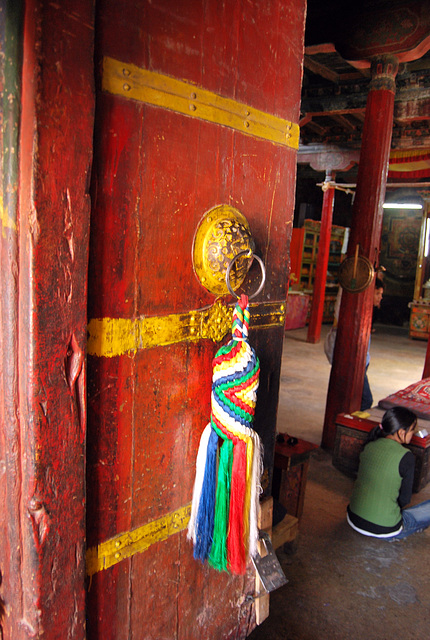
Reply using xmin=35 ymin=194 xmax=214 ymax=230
xmin=347 ymin=406 xmax=430 ymax=540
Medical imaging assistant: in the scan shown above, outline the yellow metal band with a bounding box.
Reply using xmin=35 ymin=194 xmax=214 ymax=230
xmin=86 ymin=504 xmax=191 ymax=576
xmin=87 ymin=300 xmax=286 ymax=358
xmin=0 ymin=195 xmax=17 ymax=236
xmin=102 ymin=56 xmax=299 ymax=150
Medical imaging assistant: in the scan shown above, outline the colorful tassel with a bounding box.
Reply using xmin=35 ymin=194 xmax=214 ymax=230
xmin=188 ymin=294 xmax=263 ymax=574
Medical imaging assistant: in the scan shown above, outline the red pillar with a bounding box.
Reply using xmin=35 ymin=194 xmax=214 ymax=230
xmin=420 ymin=207 xmax=430 ymax=379
xmin=307 ymin=171 xmax=335 ymax=343
xmin=423 ymin=338 xmax=430 ymax=379
xmin=322 ymin=54 xmax=399 ymax=450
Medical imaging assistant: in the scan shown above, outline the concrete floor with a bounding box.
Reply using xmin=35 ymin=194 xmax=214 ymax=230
xmin=248 ymin=323 xmax=430 ymax=640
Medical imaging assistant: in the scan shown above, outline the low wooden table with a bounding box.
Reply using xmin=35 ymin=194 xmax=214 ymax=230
xmin=333 ymin=412 xmax=430 ymax=493
xmin=272 ymin=437 xmax=319 ymax=522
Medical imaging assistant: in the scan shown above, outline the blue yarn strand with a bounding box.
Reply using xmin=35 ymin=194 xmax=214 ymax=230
xmin=193 ymin=428 xmax=219 ymax=561
xmin=212 ymin=359 xmax=259 ymax=388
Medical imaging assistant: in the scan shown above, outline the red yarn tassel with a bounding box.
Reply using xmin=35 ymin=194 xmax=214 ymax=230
xmin=212 ymin=341 xmax=242 ymax=367
xmin=225 ymin=369 xmax=260 ymax=416
xmin=227 ymin=438 xmax=247 ymax=574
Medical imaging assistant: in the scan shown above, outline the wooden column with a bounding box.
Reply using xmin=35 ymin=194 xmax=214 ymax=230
xmin=322 ymin=54 xmax=399 ymax=450
xmin=1 ymin=3 xmax=24 ymax=636
xmin=418 ymin=204 xmax=430 ymax=379
xmin=423 ymin=339 xmax=430 ymax=379
xmin=4 ymin=1 xmax=95 ymax=638
xmin=307 ymin=171 xmax=335 ymax=343
xmin=413 ymin=204 xmax=429 ymax=302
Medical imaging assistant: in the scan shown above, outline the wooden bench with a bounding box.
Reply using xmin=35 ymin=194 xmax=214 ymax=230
xmin=272 ymin=514 xmax=299 ymax=550
xmin=255 ymin=497 xmax=298 ymax=625
xmin=271 ymin=437 xmax=318 ymax=549
xmin=254 ymin=439 xmax=317 ymax=624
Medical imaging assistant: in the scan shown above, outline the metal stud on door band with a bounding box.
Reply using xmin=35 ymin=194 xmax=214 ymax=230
xmin=226 ymin=251 xmax=266 ymax=300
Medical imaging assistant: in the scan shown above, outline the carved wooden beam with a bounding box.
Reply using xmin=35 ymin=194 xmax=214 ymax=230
xmin=304 ymin=55 xmax=339 ymax=83
xmin=331 ymin=114 xmax=358 ymax=131
xmin=305 ymin=43 xmax=337 ymax=55
xmin=305 ymin=119 xmax=327 ymax=136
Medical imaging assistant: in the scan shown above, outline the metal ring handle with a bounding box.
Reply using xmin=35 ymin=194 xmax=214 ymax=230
xmin=225 ymin=250 xmax=266 ymax=300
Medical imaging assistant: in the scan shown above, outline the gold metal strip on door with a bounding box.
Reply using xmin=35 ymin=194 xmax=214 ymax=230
xmin=87 ymin=300 xmax=286 ymax=358
xmin=102 ymin=56 xmax=299 ymax=150
xmin=86 ymin=504 xmax=191 ymax=576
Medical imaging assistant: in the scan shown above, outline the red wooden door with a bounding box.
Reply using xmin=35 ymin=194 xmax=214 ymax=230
xmin=86 ymin=2 xmax=305 ymax=638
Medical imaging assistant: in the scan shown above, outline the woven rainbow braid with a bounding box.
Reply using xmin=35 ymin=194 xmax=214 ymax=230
xmin=188 ymin=294 xmax=263 ymax=575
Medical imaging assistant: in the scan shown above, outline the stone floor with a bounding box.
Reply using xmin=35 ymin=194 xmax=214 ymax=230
xmin=276 ymin=323 xmax=427 ymax=447
xmin=248 ymin=323 xmax=430 ymax=640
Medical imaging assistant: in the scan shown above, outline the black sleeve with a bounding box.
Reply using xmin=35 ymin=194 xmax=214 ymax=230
xmin=398 ymin=451 xmax=415 ymax=508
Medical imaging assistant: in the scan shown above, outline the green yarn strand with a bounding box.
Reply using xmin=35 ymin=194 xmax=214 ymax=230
xmin=208 ymin=437 xmax=233 ymax=571
xmin=216 ymin=361 xmax=260 ymax=391
xmin=214 ymin=386 xmax=253 ymax=421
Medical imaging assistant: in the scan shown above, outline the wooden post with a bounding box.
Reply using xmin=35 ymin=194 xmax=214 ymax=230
xmin=2 ymin=2 xmax=95 ymax=638
xmin=307 ymin=171 xmax=335 ymax=343
xmin=1 ymin=3 xmax=24 ymax=634
xmin=413 ymin=205 xmax=428 ymax=302
xmin=254 ymin=497 xmax=273 ymax=625
xmin=422 ymin=205 xmax=430 ymax=377
xmin=322 ymin=54 xmax=399 ymax=450
xmin=423 ymin=337 xmax=430 ymax=379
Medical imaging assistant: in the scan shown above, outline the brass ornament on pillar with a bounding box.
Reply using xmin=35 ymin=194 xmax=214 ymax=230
xmin=338 ymin=244 xmax=375 ymax=293
xmin=369 ymin=54 xmax=399 ymax=92
xmin=192 ymin=205 xmax=255 ymax=296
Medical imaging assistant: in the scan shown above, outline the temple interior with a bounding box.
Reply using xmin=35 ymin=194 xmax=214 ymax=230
xmin=249 ymin=324 xmax=430 ymax=640
xmin=3 ymin=1 xmax=430 ymax=638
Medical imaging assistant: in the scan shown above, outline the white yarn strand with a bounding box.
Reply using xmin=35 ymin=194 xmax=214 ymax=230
xmin=187 ymin=422 xmax=212 ymax=544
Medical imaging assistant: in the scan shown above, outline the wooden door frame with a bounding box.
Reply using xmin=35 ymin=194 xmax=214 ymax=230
xmin=1 ymin=1 xmax=94 ymax=637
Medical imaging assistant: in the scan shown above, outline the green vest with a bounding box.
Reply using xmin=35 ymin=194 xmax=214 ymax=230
xmin=349 ymin=438 xmax=407 ymax=528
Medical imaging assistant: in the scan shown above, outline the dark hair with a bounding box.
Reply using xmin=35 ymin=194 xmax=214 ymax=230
xmin=366 ymin=406 xmax=417 ymax=443
xmin=375 ymin=277 xmax=384 ymax=290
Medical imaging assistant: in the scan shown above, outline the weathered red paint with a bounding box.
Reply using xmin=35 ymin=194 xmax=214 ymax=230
xmin=0 ymin=1 xmax=94 ymax=638
xmin=422 ymin=338 xmax=430 ymax=379
xmin=307 ymin=177 xmax=336 ymax=343
xmin=87 ymin=1 xmax=305 ymax=638
xmin=0 ymin=2 xmax=23 ymax=636
xmin=0 ymin=1 xmax=305 ymax=637
xmin=322 ymin=56 xmax=399 ymax=450
xmin=333 ymin=1 xmax=430 ymax=64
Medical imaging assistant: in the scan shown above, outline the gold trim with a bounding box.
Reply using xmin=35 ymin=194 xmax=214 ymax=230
xmin=87 ymin=301 xmax=286 ymax=358
xmin=86 ymin=504 xmax=191 ymax=576
xmin=102 ymin=56 xmax=299 ymax=150
xmin=0 ymin=195 xmax=16 ymax=236
xmin=193 ymin=205 xmax=255 ymax=296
